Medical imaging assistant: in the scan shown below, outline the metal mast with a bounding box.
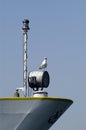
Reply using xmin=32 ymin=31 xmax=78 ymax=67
xmin=22 ymin=19 xmax=30 ymax=97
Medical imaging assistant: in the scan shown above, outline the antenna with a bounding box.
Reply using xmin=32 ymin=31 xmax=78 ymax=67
xmin=22 ymin=19 xmax=30 ymax=97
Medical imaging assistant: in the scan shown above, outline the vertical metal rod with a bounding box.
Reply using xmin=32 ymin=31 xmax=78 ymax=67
xmin=22 ymin=19 xmax=30 ymax=97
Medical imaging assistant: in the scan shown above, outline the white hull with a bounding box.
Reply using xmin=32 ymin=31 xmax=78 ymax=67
xmin=0 ymin=97 xmax=73 ymax=130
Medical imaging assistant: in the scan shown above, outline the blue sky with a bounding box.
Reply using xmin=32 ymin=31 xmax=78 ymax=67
xmin=0 ymin=0 xmax=86 ymax=129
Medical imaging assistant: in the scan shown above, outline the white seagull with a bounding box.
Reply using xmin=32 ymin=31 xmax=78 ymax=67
xmin=39 ymin=57 xmax=47 ymax=69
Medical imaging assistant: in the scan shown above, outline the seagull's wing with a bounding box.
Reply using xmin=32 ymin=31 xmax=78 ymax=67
xmin=39 ymin=58 xmax=47 ymax=69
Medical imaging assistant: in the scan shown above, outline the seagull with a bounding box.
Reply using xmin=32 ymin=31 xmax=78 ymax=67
xmin=39 ymin=57 xmax=47 ymax=69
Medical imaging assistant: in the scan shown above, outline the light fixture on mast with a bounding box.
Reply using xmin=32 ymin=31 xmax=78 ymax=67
xmin=22 ymin=19 xmax=30 ymax=97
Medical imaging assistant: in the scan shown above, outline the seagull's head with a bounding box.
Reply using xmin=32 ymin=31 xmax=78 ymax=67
xmin=44 ymin=57 xmax=47 ymax=60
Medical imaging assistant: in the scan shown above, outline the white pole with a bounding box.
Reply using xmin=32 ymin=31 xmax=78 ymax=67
xmin=22 ymin=20 xmax=30 ymax=97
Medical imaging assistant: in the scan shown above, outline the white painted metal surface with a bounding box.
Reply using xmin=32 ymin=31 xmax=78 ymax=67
xmin=0 ymin=97 xmax=73 ymax=130
xmin=33 ymin=91 xmax=48 ymax=97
